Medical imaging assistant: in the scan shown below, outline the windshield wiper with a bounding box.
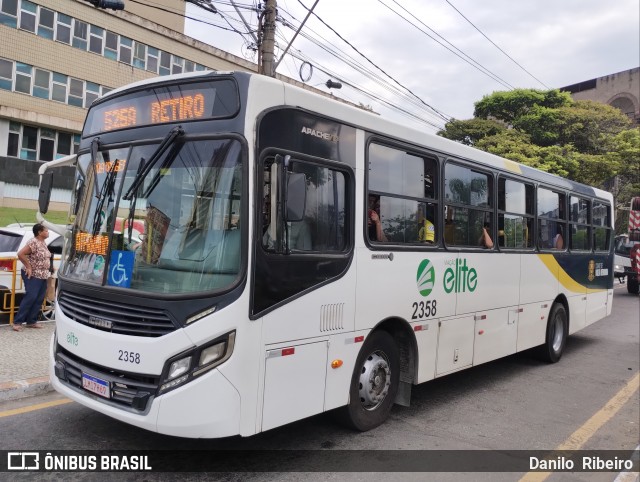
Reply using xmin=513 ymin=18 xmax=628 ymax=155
xmin=122 ymin=126 xmax=184 ymax=201
xmin=91 ymin=142 xmax=119 ymax=235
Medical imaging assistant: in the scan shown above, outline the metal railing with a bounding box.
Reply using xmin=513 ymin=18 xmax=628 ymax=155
xmin=0 ymin=256 xmax=57 ymax=325
xmin=0 ymin=256 xmax=21 ymax=325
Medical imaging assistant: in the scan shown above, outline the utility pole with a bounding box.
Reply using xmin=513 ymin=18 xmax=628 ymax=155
xmin=260 ymin=0 xmax=277 ymax=77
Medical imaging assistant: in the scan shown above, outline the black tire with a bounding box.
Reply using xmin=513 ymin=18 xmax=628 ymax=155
xmin=627 ymin=276 xmax=639 ymax=294
xmin=537 ymin=303 xmax=568 ymax=363
xmin=337 ymin=330 xmax=400 ymax=431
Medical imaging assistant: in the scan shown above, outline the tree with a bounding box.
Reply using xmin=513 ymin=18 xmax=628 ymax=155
xmin=438 ymin=88 xmax=638 ymax=233
xmin=473 ymin=89 xmax=573 ymax=123
xmin=441 ymin=90 xmax=635 ymax=189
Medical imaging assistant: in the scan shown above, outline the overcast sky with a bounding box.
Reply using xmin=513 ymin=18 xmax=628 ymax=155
xmin=185 ymin=0 xmax=639 ymax=132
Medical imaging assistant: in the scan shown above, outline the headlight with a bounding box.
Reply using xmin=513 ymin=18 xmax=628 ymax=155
xmin=168 ymin=357 xmax=191 ymax=380
xmin=159 ymin=331 xmax=236 ymax=394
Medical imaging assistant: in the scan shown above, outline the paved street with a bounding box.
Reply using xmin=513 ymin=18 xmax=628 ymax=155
xmin=0 ymin=284 xmax=637 ymax=480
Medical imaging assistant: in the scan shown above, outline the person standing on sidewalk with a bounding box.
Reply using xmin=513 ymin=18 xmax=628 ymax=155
xmin=12 ymin=224 xmax=51 ymax=332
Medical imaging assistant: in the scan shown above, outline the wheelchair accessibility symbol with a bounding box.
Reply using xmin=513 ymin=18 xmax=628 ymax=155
xmin=107 ymin=250 xmax=134 ymax=288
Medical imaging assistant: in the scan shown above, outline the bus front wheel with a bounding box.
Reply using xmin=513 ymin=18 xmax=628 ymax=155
xmin=338 ymin=330 xmax=399 ymax=431
xmin=537 ymin=303 xmax=568 ymax=363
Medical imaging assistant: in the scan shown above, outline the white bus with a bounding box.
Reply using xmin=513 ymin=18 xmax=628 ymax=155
xmin=38 ymin=71 xmax=614 ymax=438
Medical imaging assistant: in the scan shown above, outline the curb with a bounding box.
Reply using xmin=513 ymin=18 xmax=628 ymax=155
xmin=0 ymin=376 xmax=53 ymax=402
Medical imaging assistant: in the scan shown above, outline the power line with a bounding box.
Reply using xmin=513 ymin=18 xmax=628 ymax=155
xmin=277 ymin=7 xmax=451 ymax=127
xmin=295 ymin=0 xmax=451 ymax=123
xmin=277 ymin=10 xmax=445 ymax=123
xmin=444 ymin=0 xmax=550 ymax=89
xmin=380 ymin=0 xmax=516 ymax=90
xmin=286 ymin=46 xmax=447 ymax=131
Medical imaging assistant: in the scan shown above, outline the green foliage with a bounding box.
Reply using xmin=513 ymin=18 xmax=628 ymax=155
xmin=437 ymin=88 xmax=638 ymax=231
xmin=437 ymin=118 xmax=505 ymax=146
xmin=474 ymin=89 xmax=573 ymax=123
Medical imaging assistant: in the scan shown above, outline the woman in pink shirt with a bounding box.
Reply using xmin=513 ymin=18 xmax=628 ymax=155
xmin=12 ymin=224 xmax=52 ymax=331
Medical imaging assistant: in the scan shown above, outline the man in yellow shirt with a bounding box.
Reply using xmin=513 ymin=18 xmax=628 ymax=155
xmin=418 ymin=210 xmax=435 ymax=244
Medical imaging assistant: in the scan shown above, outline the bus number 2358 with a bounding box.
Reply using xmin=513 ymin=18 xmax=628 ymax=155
xmin=411 ymin=300 xmax=437 ymax=320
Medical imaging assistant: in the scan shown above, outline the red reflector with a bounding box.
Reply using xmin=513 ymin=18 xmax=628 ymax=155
xmin=281 ymin=347 xmax=295 ymax=356
xmin=414 ymin=325 xmax=423 ymax=331
xmin=354 ymin=336 xmax=364 ymax=343
xmin=518 ymin=308 xmax=524 ymax=313
xmin=478 ymin=330 xmax=484 ymax=335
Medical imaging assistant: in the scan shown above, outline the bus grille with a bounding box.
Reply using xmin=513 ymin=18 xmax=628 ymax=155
xmin=55 ymin=345 xmax=159 ymax=412
xmin=58 ymin=290 xmax=177 ymax=337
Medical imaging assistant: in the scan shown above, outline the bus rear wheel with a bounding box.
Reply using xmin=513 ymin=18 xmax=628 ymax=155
xmin=537 ymin=303 xmax=568 ymax=363
xmin=338 ymin=330 xmax=399 ymax=431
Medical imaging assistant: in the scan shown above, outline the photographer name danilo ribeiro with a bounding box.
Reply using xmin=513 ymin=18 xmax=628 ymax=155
xmin=530 ymin=456 xmax=635 ymax=471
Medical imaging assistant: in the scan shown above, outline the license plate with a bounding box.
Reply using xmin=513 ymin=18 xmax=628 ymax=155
xmin=82 ymin=373 xmax=110 ymax=399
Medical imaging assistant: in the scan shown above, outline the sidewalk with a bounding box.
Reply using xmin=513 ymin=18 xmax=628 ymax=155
xmin=0 ymin=320 xmax=55 ymax=402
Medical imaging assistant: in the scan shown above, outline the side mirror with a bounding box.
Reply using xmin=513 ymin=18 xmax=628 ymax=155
xmin=285 ymin=172 xmax=306 ymax=222
xmin=38 ymin=171 xmax=54 ymax=214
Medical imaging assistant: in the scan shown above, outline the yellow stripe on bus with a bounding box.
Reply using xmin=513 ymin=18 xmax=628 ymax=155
xmin=537 ymin=254 xmax=603 ymax=294
xmin=503 ymin=158 xmax=522 ymax=173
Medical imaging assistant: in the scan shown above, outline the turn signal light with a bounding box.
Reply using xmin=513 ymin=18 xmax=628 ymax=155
xmin=331 ymin=359 xmax=343 ymax=369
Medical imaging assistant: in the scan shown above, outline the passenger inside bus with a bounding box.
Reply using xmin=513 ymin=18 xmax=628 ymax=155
xmin=478 ymin=222 xmax=494 ymax=249
xmin=553 ymin=225 xmax=564 ymax=249
xmin=417 ymin=207 xmax=435 ymax=244
xmin=368 ymin=194 xmax=387 ymax=242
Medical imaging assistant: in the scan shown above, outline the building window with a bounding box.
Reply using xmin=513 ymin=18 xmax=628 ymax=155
xmin=72 ymin=19 xmax=88 ymax=50
xmin=195 ymin=64 xmax=207 ymax=71
xmin=55 ymin=12 xmax=71 ymax=44
xmin=21 ymin=125 xmax=38 ymax=160
xmin=89 ymin=25 xmax=104 ymax=54
xmin=184 ymin=60 xmax=195 ymax=73
xmin=104 ymin=31 xmax=118 ymax=60
xmin=37 ymin=7 xmax=54 ymax=39
xmin=68 ymin=78 xmax=84 ymax=107
xmin=52 ymin=72 xmax=67 ymax=102
xmin=7 ymin=122 xmax=20 ymax=157
xmin=39 ymin=129 xmax=55 ymax=162
xmin=85 ymin=81 xmax=99 ymax=107
xmin=0 ymin=57 xmax=13 ymax=90
xmin=15 ymin=62 xmax=32 ymax=94
xmin=18 ymin=0 xmax=36 ymax=33
xmin=57 ymin=132 xmax=72 ymax=157
xmin=159 ymin=51 xmax=171 ymax=75
xmin=33 ymin=68 xmax=50 ymax=99
xmin=171 ymin=55 xmax=184 ymax=74
xmin=146 ymin=46 xmax=159 ymax=73
xmin=119 ymin=36 xmax=132 ymax=64
xmin=101 ymin=86 xmax=112 ymax=96
xmin=0 ymin=0 xmax=18 ymax=28
xmin=133 ymin=42 xmax=146 ymax=69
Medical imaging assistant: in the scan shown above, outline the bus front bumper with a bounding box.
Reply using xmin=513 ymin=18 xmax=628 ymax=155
xmin=50 ymin=335 xmax=241 ymax=438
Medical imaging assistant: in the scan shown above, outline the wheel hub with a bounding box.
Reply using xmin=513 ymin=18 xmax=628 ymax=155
xmin=358 ymin=351 xmax=391 ymax=410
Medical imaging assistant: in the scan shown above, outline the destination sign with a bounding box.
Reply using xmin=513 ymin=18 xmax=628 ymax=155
xmin=84 ymin=79 xmax=239 ymax=136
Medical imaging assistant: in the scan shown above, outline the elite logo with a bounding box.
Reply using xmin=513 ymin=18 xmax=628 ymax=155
xmin=416 ymin=259 xmax=436 ymax=297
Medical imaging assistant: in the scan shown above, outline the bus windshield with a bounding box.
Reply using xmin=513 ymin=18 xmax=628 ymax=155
xmin=62 ymin=138 xmax=243 ymax=295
